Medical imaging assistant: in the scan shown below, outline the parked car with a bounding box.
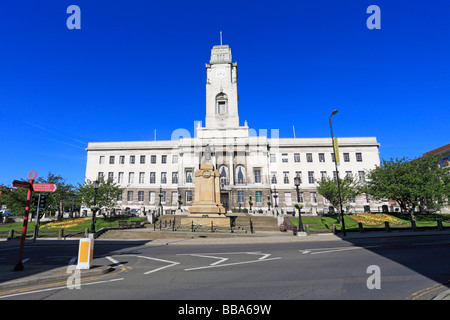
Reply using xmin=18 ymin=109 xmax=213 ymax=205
xmin=0 ymin=210 xmax=13 ymax=216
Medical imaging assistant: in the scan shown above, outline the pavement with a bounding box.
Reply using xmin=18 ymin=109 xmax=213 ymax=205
xmin=1 ymin=227 xmax=450 ymax=299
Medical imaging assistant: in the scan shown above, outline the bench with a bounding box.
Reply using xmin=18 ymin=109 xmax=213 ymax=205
xmin=118 ymin=220 xmax=145 ymax=229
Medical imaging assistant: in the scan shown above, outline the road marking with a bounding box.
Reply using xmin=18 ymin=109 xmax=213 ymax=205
xmin=407 ymin=283 xmax=446 ymax=300
xmin=118 ymin=254 xmax=180 ymax=275
xmin=0 ymin=278 xmax=124 ymax=299
xmin=178 ymin=252 xmax=281 ymax=271
xmin=187 ymin=254 xmax=229 ymax=266
xmin=106 ymin=256 xmax=124 ymax=268
xmin=299 ymin=246 xmax=379 ymax=255
xmin=184 ymin=257 xmax=282 ymax=271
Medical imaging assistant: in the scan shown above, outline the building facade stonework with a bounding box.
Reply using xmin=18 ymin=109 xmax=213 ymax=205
xmin=84 ymin=44 xmax=381 ymax=215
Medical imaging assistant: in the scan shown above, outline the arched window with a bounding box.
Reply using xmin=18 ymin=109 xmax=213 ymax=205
xmin=235 ymin=165 xmax=246 ymax=185
xmin=216 ymin=93 xmax=228 ymax=115
xmin=219 ymin=165 xmax=229 ymax=185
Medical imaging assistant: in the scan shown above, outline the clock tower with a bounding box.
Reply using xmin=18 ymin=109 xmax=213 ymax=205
xmin=205 ymin=44 xmax=240 ymax=129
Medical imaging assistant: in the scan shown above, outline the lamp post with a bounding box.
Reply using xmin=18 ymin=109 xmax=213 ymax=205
xmin=329 ymin=110 xmax=346 ymax=237
xmin=294 ymin=176 xmax=304 ymax=232
xmin=267 ymin=194 xmax=271 ymax=211
xmin=90 ymin=180 xmax=100 ymax=233
xmin=159 ymin=186 xmax=163 ymax=215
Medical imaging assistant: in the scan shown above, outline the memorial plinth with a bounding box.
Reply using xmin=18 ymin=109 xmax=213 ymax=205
xmin=181 ymin=161 xmax=230 ymax=227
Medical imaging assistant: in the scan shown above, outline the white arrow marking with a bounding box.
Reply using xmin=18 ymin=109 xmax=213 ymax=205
xmin=299 ymin=246 xmax=379 ymax=255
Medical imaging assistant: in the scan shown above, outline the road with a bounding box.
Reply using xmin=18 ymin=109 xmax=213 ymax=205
xmin=1 ymin=235 xmax=449 ymax=301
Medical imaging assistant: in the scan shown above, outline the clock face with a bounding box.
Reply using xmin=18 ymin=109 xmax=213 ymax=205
xmin=216 ymin=70 xmax=225 ymax=77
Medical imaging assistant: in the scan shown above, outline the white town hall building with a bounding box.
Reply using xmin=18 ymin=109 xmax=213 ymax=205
xmin=84 ymin=44 xmax=381 ymax=216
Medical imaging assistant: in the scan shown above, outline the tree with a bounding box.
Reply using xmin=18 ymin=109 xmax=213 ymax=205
xmin=364 ymin=156 xmax=449 ymax=220
xmin=316 ymin=174 xmax=362 ymax=212
xmin=0 ymin=172 xmax=77 ymax=219
xmin=77 ymin=178 xmax=124 ymax=217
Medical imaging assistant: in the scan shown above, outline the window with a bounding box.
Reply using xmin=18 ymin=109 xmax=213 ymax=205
xmin=345 ymin=171 xmax=352 ymax=177
xmin=254 ymin=169 xmax=261 ymax=183
xmin=218 ymin=101 xmax=226 ymax=115
xmin=151 ymin=155 xmax=156 ymax=164
xmin=139 ymin=172 xmax=145 ymax=184
xmin=333 ymin=171 xmax=338 ymax=181
xmin=255 ymin=191 xmax=262 ymax=203
xmin=117 ymin=192 xmax=123 ymax=201
xmin=331 ymin=153 xmax=336 ymax=162
xmin=319 ymin=153 xmax=325 ymax=162
xmin=310 ymin=192 xmax=317 ymax=203
xmin=358 ymin=171 xmax=366 ymax=182
xmin=237 ymin=191 xmax=245 ymax=203
xmin=186 ymin=170 xmax=193 ymax=183
xmin=128 ymin=172 xmax=134 ymax=183
xmin=162 ymin=155 xmax=167 ymax=164
xmin=299 ymin=192 xmax=304 ymax=203
xmin=219 ymin=165 xmax=229 ymax=185
xmin=150 ymin=172 xmax=156 ymax=184
xmin=308 ymin=171 xmax=314 ymax=184
xmin=119 ymin=156 xmax=125 ymax=164
xmin=186 ymin=190 xmax=193 ymax=202
xmin=127 ymin=191 xmax=133 ymax=202
xmin=130 ymin=156 xmax=135 ymax=164
xmin=282 ymin=153 xmax=288 ymax=163
xmin=306 ymin=153 xmax=313 ymax=162
xmin=216 ymin=93 xmax=228 ymax=115
xmin=172 ymin=155 xmax=178 ymax=164
xmin=172 ymin=192 xmax=178 ymax=205
xmin=283 ymin=171 xmax=289 ymax=184
xmin=108 ymin=172 xmax=114 ymax=181
xmin=285 ymin=193 xmax=292 ymax=205
xmin=149 ymin=191 xmax=155 ymax=204
xmin=356 ymin=153 xmax=363 ymax=162
xmin=161 ymin=191 xmax=166 ymax=203
xmin=109 ymin=156 xmax=115 ymax=164
xmin=138 ymin=191 xmax=144 ymax=202
xmin=161 ymin=172 xmax=167 ymax=184
xmin=344 ymin=153 xmax=350 ymax=162
xmin=235 ymin=165 xmax=245 ymax=185
xmin=270 ymin=154 xmax=276 ymax=163
xmin=320 ymin=171 xmax=327 ymax=181
xmin=294 ymin=153 xmax=300 ymax=163
xmin=99 ymin=156 xmax=105 ymax=164
xmin=271 ymin=172 xmax=277 ymax=184
xmin=98 ymin=172 xmax=104 ymax=180
xmin=118 ymin=172 xmax=124 ymax=184
xmin=172 ymin=172 xmax=178 ymax=184
xmin=140 ymin=155 xmax=145 ymax=164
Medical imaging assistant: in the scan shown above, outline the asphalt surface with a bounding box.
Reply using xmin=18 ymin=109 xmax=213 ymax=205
xmin=1 ymin=228 xmax=449 ymax=300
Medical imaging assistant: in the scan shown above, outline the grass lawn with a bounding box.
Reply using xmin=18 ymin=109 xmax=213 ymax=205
xmin=0 ymin=216 xmax=147 ymax=235
xmin=290 ymin=213 xmax=450 ymax=232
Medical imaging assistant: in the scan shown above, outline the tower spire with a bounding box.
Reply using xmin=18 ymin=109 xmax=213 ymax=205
xmin=220 ymin=31 xmax=222 ymax=45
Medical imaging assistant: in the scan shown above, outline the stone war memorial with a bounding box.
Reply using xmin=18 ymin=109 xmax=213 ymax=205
xmin=181 ymin=145 xmax=230 ymax=228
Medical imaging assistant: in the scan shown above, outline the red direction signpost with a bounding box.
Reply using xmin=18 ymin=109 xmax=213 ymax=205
xmin=12 ymin=180 xmax=32 ymax=189
xmin=33 ymin=183 xmax=57 ymax=193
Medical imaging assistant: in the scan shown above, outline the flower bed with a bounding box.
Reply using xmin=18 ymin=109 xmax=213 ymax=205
xmin=349 ymin=213 xmax=405 ymax=226
xmin=41 ymin=218 xmax=91 ymax=230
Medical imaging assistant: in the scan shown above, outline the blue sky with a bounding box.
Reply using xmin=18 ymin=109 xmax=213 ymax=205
xmin=0 ymin=0 xmax=449 ymax=187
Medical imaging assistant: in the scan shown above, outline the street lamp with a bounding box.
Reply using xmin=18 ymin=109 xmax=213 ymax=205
xmin=294 ymin=176 xmax=304 ymax=232
xmin=329 ymin=110 xmax=346 ymax=237
xmin=90 ymin=180 xmax=100 ymax=233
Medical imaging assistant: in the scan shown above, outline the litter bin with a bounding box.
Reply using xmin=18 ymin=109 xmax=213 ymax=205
xmin=293 ymin=226 xmax=298 ymax=236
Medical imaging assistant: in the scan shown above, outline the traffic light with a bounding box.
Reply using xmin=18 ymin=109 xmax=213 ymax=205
xmin=32 ymin=195 xmax=39 ymax=206
xmin=39 ymin=194 xmax=48 ymax=209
